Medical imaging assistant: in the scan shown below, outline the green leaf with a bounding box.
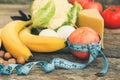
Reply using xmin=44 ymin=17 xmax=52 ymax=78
xmin=32 ymin=0 xmax=55 ymax=28
xmin=62 ymin=2 xmax=82 ymax=27
xmin=69 ymin=2 xmax=82 ymax=26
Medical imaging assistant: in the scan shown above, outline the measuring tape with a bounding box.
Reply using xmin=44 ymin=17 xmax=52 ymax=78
xmin=0 ymin=41 xmax=108 ymax=77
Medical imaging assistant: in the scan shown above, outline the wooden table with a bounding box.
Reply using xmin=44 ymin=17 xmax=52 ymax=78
xmin=0 ymin=4 xmax=120 ymax=80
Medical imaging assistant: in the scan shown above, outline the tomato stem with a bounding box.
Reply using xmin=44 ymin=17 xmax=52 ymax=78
xmin=111 ymin=8 xmax=116 ymax=12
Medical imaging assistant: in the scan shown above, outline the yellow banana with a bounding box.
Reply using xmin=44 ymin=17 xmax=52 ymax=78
xmin=19 ymin=28 xmax=66 ymax=52
xmin=1 ymin=20 xmax=33 ymax=61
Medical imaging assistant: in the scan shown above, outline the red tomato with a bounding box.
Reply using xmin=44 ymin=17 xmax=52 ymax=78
xmin=102 ymin=6 xmax=120 ymax=29
xmin=69 ymin=0 xmax=90 ymax=6
xmin=69 ymin=0 xmax=103 ymax=13
xmin=83 ymin=2 xmax=103 ymax=13
xmin=68 ymin=27 xmax=100 ymax=59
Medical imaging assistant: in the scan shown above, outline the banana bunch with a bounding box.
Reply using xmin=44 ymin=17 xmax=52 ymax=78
xmin=1 ymin=20 xmax=33 ymax=61
xmin=1 ymin=20 xmax=66 ymax=61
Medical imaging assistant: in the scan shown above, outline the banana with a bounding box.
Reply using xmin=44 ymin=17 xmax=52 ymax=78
xmin=1 ymin=20 xmax=33 ymax=61
xmin=19 ymin=28 xmax=66 ymax=52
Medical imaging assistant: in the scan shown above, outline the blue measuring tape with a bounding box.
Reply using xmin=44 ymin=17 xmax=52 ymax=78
xmin=0 ymin=41 xmax=108 ymax=77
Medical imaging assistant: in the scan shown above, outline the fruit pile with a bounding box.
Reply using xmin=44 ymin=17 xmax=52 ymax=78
xmin=0 ymin=20 xmax=67 ymax=64
xmin=0 ymin=0 xmax=119 ymax=65
xmin=0 ymin=0 xmax=78 ymax=64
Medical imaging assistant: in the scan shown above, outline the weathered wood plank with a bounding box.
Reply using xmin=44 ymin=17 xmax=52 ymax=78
xmin=0 ymin=4 xmax=30 ymax=27
xmin=0 ymin=57 xmax=120 ymax=80
xmin=104 ymin=28 xmax=120 ymax=58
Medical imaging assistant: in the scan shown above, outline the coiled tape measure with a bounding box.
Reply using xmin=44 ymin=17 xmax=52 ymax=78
xmin=0 ymin=40 xmax=108 ymax=77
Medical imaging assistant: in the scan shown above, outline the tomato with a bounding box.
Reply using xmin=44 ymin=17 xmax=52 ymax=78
xmin=83 ymin=2 xmax=103 ymax=13
xmin=69 ymin=0 xmax=103 ymax=13
xmin=102 ymin=6 xmax=120 ymax=29
xmin=68 ymin=27 xmax=100 ymax=59
xmin=69 ymin=0 xmax=90 ymax=6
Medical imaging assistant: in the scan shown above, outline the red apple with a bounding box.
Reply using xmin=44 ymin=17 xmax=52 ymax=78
xmin=68 ymin=27 xmax=100 ymax=59
xmin=83 ymin=1 xmax=103 ymax=13
xmin=69 ymin=0 xmax=91 ymax=6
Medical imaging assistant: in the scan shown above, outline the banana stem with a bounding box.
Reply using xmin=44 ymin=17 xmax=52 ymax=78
xmin=25 ymin=20 xmax=32 ymax=26
xmin=26 ymin=20 xmax=34 ymax=30
xmin=28 ymin=25 xmax=33 ymax=30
